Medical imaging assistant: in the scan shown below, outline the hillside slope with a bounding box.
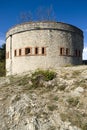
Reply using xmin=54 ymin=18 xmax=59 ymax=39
xmin=0 ymin=66 xmax=87 ymax=130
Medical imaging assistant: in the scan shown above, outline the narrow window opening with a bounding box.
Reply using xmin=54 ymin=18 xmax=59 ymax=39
xmin=60 ymin=48 xmax=64 ymax=55
xmin=14 ymin=50 xmax=17 ymax=56
xmin=42 ymin=47 xmax=45 ymax=54
xmin=25 ymin=48 xmax=31 ymax=55
xmin=19 ymin=49 xmax=21 ymax=56
xmin=35 ymin=47 xmax=38 ymax=54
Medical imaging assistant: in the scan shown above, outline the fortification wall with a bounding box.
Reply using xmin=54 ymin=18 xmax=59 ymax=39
xmin=6 ymin=22 xmax=83 ymax=75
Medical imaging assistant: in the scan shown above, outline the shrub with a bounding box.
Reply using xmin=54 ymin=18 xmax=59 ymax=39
xmin=32 ymin=69 xmax=56 ymax=81
xmin=31 ymin=69 xmax=56 ymax=88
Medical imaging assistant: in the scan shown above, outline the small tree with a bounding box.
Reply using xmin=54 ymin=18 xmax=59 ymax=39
xmin=18 ymin=5 xmax=56 ymax=23
xmin=0 ymin=43 xmax=6 ymax=61
xmin=19 ymin=11 xmax=33 ymax=23
xmin=0 ymin=43 xmax=6 ymax=76
xmin=35 ymin=5 xmax=56 ymax=21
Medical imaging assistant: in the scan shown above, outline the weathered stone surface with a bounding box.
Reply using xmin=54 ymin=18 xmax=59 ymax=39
xmin=6 ymin=22 xmax=83 ymax=75
xmin=0 ymin=66 xmax=87 ymax=130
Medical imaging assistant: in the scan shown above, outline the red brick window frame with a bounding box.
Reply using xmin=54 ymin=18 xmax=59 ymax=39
xmin=42 ymin=47 xmax=46 ymax=55
xmin=60 ymin=48 xmax=64 ymax=55
xmin=25 ymin=47 xmax=32 ymax=55
xmin=14 ymin=50 xmax=17 ymax=56
xmin=66 ymin=48 xmax=70 ymax=56
xmin=35 ymin=47 xmax=39 ymax=55
xmin=19 ymin=49 xmax=22 ymax=56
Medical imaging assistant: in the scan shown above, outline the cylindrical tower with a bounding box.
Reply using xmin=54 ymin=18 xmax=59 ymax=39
xmin=6 ymin=22 xmax=84 ymax=75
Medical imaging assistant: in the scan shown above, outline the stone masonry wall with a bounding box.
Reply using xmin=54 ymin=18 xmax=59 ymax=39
xmin=6 ymin=22 xmax=83 ymax=75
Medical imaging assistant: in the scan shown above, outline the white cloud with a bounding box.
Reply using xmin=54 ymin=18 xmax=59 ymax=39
xmin=83 ymin=47 xmax=87 ymax=60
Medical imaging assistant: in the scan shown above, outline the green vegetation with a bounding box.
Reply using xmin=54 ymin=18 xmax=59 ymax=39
xmin=48 ymin=126 xmax=56 ymax=130
xmin=0 ymin=44 xmax=5 ymax=60
xmin=71 ymin=70 xmax=81 ymax=78
xmin=74 ymin=79 xmax=87 ymax=89
xmin=64 ymin=64 xmax=72 ymax=67
xmin=67 ymin=97 xmax=79 ymax=107
xmin=82 ymin=123 xmax=87 ymax=130
xmin=0 ymin=61 xmax=6 ymax=77
xmin=32 ymin=69 xmax=56 ymax=81
xmin=0 ymin=44 xmax=6 ymax=77
xmin=8 ymin=69 xmax=56 ymax=90
xmin=58 ymin=85 xmax=66 ymax=91
xmin=47 ymin=104 xmax=57 ymax=111
xmin=60 ymin=111 xmax=87 ymax=130
xmin=53 ymin=96 xmax=59 ymax=101
xmin=17 ymin=75 xmax=30 ymax=86
xmin=31 ymin=69 xmax=56 ymax=88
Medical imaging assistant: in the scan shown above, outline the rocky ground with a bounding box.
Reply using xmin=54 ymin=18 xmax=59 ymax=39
xmin=0 ymin=65 xmax=87 ymax=130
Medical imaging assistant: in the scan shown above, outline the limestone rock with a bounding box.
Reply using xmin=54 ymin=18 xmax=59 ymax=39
xmin=0 ymin=66 xmax=87 ymax=130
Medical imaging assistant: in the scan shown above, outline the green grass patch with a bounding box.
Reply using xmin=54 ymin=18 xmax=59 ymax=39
xmin=67 ymin=97 xmax=79 ymax=107
xmin=47 ymin=104 xmax=57 ymax=111
xmin=53 ymin=96 xmax=59 ymax=101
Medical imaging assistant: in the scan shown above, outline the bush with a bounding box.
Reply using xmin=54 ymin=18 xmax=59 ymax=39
xmin=32 ymin=69 xmax=56 ymax=81
xmin=31 ymin=69 xmax=56 ymax=88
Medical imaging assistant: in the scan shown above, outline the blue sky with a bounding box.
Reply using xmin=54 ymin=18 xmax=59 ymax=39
xmin=0 ymin=0 xmax=87 ymax=59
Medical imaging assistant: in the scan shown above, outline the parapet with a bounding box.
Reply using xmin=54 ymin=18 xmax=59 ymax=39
xmin=6 ymin=21 xmax=83 ymax=39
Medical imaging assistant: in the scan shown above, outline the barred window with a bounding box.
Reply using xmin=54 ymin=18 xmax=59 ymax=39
xmin=66 ymin=48 xmax=70 ymax=56
xmin=42 ymin=47 xmax=46 ymax=55
xmin=25 ymin=48 xmax=31 ymax=55
xmin=19 ymin=49 xmax=21 ymax=56
xmin=35 ymin=47 xmax=39 ymax=55
xmin=14 ymin=50 xmax=17 ymax=56
xmin=60 ymin=48 xmax=64 ymax=55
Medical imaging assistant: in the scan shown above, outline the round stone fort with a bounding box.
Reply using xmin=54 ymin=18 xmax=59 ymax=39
xmin=6 ymin=21 xmax=84 ymax=75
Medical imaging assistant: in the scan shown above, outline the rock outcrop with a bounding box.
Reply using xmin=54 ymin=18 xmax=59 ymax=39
xmin=0 ymin=66 xmax=87 ymax=130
